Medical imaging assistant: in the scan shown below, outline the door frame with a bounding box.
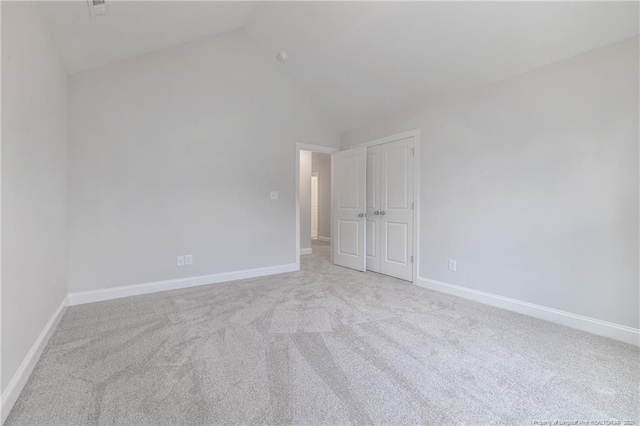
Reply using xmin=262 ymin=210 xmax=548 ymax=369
xmin=295 ymin=143 xmax=338 ymax=269
xmin=350 ymin=129 xmax=421 ymax=284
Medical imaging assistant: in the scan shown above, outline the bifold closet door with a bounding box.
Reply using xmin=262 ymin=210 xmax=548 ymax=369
xmin=332 ymin=147 xmax=367 ymax=272
xmin=379 ymin=137 xmax=414 ymax=281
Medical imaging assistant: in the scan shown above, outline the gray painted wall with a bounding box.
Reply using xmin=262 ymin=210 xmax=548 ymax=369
xmin=1 ymin=2 xmax=69 ymax=391
xmin=68 ymin=29 xmax=339 ymax=293
xmin=312 ymin=153 xmax=332 ymax=240
xmin=342 ymin=36 xmax=639 ymax=328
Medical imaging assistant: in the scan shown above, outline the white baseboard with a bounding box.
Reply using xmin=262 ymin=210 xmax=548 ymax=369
xmin=68 ymin=263 xmax=298 ymax=306
xmin=417 ymin=277 xmax=639 ymax=346
xmin=1 ymin=295 xmax=69 ymax=423
xmin=317 ymin=236 xmax=331 ymax=243
xmin=299 ymin=248 xmax=312 ymax=255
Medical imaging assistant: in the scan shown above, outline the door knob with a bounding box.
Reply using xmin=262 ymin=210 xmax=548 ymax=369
xmin=373 ymin=211 xmax=380 ymax=215
xmin=380 ymin=211 xmax=386 ymax=215
xmin=358 ymin=213 xmax=364 ymax=217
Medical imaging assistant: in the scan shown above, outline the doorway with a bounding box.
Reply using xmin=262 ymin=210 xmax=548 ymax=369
xmin=311 ymin=174 xmax=319 ymax=240
xmin=331 ymin=130 xmax=420 ymax=283
xmin=295 ymin=144 xmax=338 ymax=269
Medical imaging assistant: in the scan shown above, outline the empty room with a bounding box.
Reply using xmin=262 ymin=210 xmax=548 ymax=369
xmin=1 ymin=1 xmax=639 ymax=424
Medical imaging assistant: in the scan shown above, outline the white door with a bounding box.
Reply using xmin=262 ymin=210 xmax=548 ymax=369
xmin=366 ymin=145 xmax=381 ymax=272
xmin=311 ymin=175 xmax=319 ymax=239
xmin=379 ymin=137 xmax=414 ymax=281
xmin=332 ymin=147 xmax=367 ymax=271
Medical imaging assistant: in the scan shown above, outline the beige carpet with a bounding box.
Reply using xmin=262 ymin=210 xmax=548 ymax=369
xmin=6 ymin=241 xmax=640 ymax=425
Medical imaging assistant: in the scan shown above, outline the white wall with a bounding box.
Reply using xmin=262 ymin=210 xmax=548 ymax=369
xmin=342 ymin=36 xmax=639 ymax=329
xmin=299 ymin=150 xmax=312 ymax=251
xmin=68 ymin=29 xmax=339 ymax=293
xmin=1 ymin=2 xmax=69 ymax=392
xmin=312 ymin=152 xmax=331 ymax=240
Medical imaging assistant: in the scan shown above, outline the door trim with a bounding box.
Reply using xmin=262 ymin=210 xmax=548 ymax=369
xmin=351 ymin=129 xmax=421 ymax=284
xmin=295 ymin=143 xmax=338 ymax=269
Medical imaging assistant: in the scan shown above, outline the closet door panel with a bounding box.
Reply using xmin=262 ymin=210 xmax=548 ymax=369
xmin=332 ymin=147 xmax=367 ymax=271
xmin=365 ymin=146 xmax=381 ymax=273
xmin=380 ymin=137 xmax=414 ymax=282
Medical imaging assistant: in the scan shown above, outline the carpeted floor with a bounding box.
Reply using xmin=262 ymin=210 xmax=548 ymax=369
xmin=6 ymin=240 xmax=640 ymax=425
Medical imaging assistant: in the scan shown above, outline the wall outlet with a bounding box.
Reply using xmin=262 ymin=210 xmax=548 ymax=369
xmin=185 ymin=254 xmax=193 ymax=265
xmin=270 ymin=191 xmax=279 ymax=200
xmin=177 ymin=256 xmax=185 ymax=267
xmin=448 ymin=259 xmax=457 ymax=272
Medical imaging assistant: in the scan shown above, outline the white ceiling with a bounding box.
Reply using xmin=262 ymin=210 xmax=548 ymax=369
xmin=245 ymin=2 xmax=639 ymax=130
xmin=38 ymin=1 xmax=639 ymax=132
xmin=36 ymin=1 xmax=257 ymax=73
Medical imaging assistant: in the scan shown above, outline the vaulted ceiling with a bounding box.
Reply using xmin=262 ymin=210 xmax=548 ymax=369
xmin=36 ymin=1 xmax=257 ymax=73
xmin=37 ymin=1 xmax=639 ymax=132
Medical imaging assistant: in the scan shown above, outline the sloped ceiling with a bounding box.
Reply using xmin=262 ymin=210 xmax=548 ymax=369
xmin=37 ymin=1 xmax=639 ymax=132
xmin=36 ymin=1 xmax=257 ymax=73
xmin=245 ymin=2 xmax=639 ymax=131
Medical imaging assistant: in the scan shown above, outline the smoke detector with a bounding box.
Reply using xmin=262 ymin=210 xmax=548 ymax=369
xmin=276 ymin=51 xmax=288 ymax=62
xmin=87 ymin=0 xmax=107 ymax=17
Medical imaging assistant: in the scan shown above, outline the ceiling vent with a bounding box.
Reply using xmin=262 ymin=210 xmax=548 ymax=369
xmin=87 ymin=0 xmax=107 ymax=18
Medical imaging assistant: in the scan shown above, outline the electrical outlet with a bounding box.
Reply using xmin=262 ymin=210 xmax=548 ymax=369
xmin=185 ymin=254 xmax=193 ymax=265
xmin=177 ymin=256 xmax=185 ymax=267
xmin=270 ymin=191 xmax=279 ymax=200
xmin=448 ymin=259 xmax=457 ymax=272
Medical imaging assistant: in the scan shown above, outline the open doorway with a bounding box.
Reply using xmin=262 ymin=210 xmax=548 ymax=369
xmin=299 ymin=151 xmax=332 ymax=254
xmin=311 ymin=173 xmax=319 ymax=240
xmin=311 ymin=153 xmax=331 ymax=243
xmin=296 ymin=144 xmax=337 ymax=268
